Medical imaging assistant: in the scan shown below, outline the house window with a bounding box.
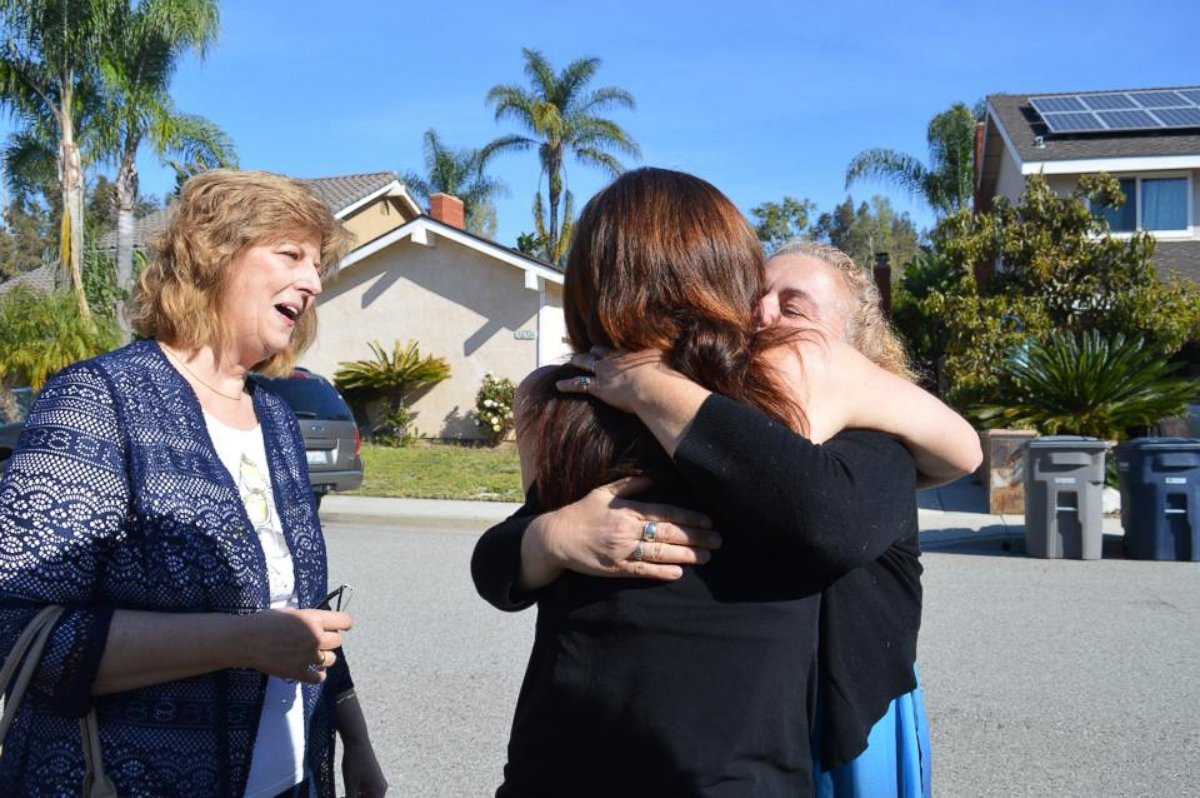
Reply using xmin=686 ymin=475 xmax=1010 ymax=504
xmin=1094 ymin=176 xmax=1189 ymax=233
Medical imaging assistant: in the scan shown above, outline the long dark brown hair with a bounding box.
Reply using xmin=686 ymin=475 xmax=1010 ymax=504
xmin=521 ymin=168 xmax=804 ymax=508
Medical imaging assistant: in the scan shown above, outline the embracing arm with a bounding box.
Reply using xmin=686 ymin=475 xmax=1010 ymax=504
xmin=558 ymin=348 xmax=921 ymax=576
xmin=469 ymin=370 xmax=720 ymax=607
xmin=673 ymin=393 xmax=918 ymax=577
xmin=804 ymin=340 xmax=981 ymax=488
xmin=567 ymin=343 xmax=980 ymax=488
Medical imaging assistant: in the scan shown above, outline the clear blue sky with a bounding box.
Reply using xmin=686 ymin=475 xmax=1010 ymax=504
xmin=7 ymin=0 xmax=1198 ymax=247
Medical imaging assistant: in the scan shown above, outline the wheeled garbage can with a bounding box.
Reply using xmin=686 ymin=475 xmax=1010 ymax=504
xmin=1115 ymin=437 xmax=1200 ymax=562
xmin=1024 ymin=436 xmax=1109 ymax=559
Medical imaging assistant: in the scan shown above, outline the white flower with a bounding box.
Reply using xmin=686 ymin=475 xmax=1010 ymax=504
xmin=492 ymin=423 xmax=501 ymax=432
xmin=483 ymin=399 xmax=495 ymax=408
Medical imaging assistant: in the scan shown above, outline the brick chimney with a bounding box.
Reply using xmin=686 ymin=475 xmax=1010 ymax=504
xmin=429 ymin=193 xmax=465 ymax=230
xmin=973 ymin=120 xmax=989 ymax=213
xmin=873 ymin=252 xmax=892 ymax=319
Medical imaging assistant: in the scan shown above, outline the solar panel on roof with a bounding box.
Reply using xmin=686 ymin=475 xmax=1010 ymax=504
xmin=1032 ymin=96 xmax=1087 ymax=113
xmin=1041 ymin=112 xmax=1104 ymax=132
xmin=1096 ymin=110 xmax=1161 ymax=129
xmin=1153 ymin=106 xmax=1200 ymax=126
xmin=1081 ymin=94 xmax=1138 ymax=110
xmin=1030 ymin=88 xmax=1200 ymax=134
xmin=1131 ymin=91 xmax=1187 ymax=108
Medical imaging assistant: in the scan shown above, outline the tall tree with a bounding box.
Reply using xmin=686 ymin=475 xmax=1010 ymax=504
xmin=894 ymin=174 xmax=1200 ymax=408
xmin=845 ymin=102 xmax=979 ymax=217
xmin=0 ymin=0 xmax=122 ymax=320
xmin=402 ymin=128 xmax=507 ymax=238
xmin=751 ymin=196 xmax=816 ymax=254
xmin=811 ymin=195 xmax=921 ymax=272
xmin=98 ymin=0 xmax=233 ymax=334
xmin=485 ymin=48 xmax=640 ymax=262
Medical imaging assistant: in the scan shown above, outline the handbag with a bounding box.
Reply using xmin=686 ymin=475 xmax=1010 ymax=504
xmin=0 ymin=605 xmax=119 ymax=797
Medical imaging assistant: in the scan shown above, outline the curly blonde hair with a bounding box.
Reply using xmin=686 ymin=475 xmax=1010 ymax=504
xmin=770 ymin=240 xmax=916 ymax=381
xmin=128 ymin=170 xmax=355 ymax=376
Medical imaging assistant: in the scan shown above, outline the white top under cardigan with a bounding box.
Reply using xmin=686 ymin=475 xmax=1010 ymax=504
xmin=205 ymin=411 xmax=306 ymax=798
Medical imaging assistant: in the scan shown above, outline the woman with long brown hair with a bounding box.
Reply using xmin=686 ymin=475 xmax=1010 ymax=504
xmin=472 ymin=168 xmax=976 ymax=795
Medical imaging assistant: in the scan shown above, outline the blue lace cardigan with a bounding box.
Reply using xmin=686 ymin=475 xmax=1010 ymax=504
xmin=0 ymin=340 xmax=352 ymax=798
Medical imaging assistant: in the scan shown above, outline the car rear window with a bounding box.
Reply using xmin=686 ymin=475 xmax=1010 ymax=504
xmin=256 ymin=376 xmax=353 ymax=420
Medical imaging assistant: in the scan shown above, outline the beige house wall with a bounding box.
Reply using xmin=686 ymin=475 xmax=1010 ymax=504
xmin=341 ymin=197 xmax=412 ymax=249
xmin=995 ymin=149 xmax=1026 ymax=202
xmin=301 ymin=232 xmax=566 ymax=440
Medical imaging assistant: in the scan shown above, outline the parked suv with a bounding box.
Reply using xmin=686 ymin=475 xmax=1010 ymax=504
xmin=251 ymin=368 xmax=364 ymax=507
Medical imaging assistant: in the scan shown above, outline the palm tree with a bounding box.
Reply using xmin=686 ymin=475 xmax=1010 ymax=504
xmin=97 ymin=0 xmax=234 ymax=335
xmin=845 ymin=102 xmax=979 ymax=217
xmin=485 ymin=48 xmax=640 ymax=262
xmin=0 ymin=0 xmax=123 ymax=321
xmin=402 ymin=128 xmax=506 ymax=237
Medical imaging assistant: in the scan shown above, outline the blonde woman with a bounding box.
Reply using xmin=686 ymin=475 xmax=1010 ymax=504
xmin=0 ymin=171 xmax=386 ymax=797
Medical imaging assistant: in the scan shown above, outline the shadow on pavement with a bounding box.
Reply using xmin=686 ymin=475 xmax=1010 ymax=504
xmin=922 ymin=529 xmax=1132 ymax=560
xmin=920 ymin=525 xmax=1023 ymax=557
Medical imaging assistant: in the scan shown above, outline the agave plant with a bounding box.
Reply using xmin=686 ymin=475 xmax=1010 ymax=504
xmin=333 ymin=340 xmax=451 ymax=419
xmin=974 ymin=331 xmax=1196 ymax=440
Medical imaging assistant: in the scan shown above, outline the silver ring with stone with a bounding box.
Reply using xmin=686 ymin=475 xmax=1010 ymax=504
xmin=642 ymin=521 xmax=658 ymax=542
xmin=577 ymin=376 xmax=592 ymax=392
xmin=631 ymin=541 xmax=645 ymax=561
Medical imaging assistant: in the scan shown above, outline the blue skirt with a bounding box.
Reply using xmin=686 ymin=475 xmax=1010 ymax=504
xmin=813 ymin=669 xmax=932 ymax=798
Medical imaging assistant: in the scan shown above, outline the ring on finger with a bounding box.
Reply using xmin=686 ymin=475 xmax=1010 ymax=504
xmin=642 ymin=521 xmax=658 ymax=542
xmin=631 ymin=540 xmax=646 ymax=561
xmin=577 ymin=376 xmax=592 ymax=392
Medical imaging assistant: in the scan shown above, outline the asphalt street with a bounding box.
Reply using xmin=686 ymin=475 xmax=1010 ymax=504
xmin=323 ymin=506 xmax=1200 ymax=797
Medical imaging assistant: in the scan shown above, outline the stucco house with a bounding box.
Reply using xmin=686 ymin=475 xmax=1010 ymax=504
xmin=975 ymin=86 xmax=1200 ymax=283
xmin=109 ymin=171 xmax=570 ymax=439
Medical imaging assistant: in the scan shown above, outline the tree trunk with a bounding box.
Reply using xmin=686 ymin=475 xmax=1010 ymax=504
xmin=546 ymin=148 xmax=563 ymax=262
xmin=115 ymin=149 xmax=139 ymax=340
xmin=59 ymin=123 xmax=91 ymax=322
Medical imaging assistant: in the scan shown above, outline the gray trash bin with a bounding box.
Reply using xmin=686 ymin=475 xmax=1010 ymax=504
xmin=1024 ymin=436 xmax=1109 ymax=559
xmin=1115 ymin=437 xmax=1200 ymax=562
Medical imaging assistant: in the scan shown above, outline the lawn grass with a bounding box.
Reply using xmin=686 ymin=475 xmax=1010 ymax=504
xmin=348 ymin=441 xmax=523 ymax=502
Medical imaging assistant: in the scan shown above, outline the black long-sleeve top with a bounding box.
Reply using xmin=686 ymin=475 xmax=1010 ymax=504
xmin=472 ymin=395 xmax=919 ymax=796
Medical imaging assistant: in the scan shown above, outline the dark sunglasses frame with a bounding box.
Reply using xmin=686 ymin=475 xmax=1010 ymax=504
xmin=320 ymin=584 xmax=353 ymax=612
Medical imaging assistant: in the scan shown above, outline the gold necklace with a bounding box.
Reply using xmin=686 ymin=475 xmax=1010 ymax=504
xmin=161 ymin=345 xmax=247 ymax=402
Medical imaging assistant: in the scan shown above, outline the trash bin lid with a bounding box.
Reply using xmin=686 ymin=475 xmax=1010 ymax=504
xmin=1026 ymin=435 xmax=1110 ymax=451
xmin=1115 ymin=437 xmax=1200 ymax=452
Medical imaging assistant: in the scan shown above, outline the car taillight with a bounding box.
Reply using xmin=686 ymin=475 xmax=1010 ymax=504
xmin=354 ymin=426 xmax=362 ymax=457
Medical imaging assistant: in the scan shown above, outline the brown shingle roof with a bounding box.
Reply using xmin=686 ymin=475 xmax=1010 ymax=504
xmin=98 ymin=171 xmax=405 ymax=251
xmin=989 ymin=88 xmax=1200 ymax=163
xmin=304 ymin=171 xmax=399 ymax=211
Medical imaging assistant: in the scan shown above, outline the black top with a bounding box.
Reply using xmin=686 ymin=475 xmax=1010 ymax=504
xmin=472 ymin=395 xmax=920 ymax=796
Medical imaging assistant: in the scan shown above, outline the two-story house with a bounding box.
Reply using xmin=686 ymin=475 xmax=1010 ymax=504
xmin=975 ymin=86 xmax=1200 ymax=284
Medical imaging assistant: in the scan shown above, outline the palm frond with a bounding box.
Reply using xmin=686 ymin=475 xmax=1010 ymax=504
xmin=845 ymin=148 xmax=928 ymax=196
xmin=974 ymin=331 xmax=1196 ymax=439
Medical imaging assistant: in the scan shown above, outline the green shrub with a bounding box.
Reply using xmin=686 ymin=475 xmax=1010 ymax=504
xmin=334 ymin=340 xmax=450 ymax=440
xmin=973 ymin=331 xmax=1196 ymax=440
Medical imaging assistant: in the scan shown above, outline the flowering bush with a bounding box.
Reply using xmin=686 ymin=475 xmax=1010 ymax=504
xmin=474 ymin=373 xmax=516 ymax=446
